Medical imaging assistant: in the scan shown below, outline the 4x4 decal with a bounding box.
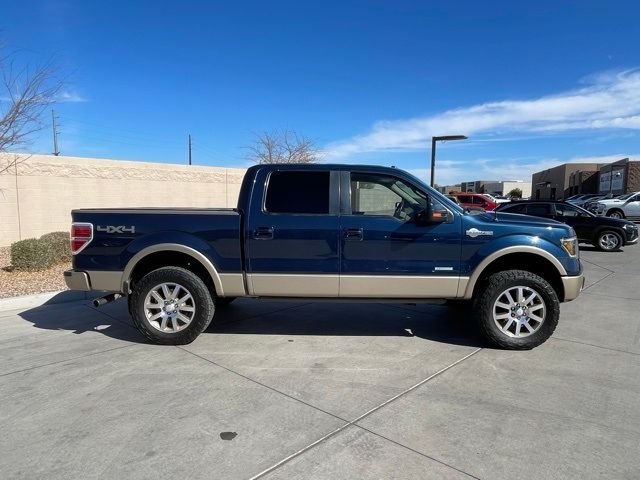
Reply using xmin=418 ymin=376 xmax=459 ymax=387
xmin=96 ymin=225 xmax=136 ymax=234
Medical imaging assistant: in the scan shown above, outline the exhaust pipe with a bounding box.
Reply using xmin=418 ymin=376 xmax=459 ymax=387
xmin=92 ymin=293 xmax=122 ymax=308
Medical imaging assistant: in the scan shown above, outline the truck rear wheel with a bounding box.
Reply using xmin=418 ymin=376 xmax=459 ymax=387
xmin=130 ymin=266 xmax=214 ymax=345
xmin=474 ymin=270 xmax=559 ymax=349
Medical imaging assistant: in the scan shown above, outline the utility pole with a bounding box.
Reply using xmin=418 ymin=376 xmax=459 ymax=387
xmin=51 ymin=109 xmax=60 ymax=156
xmin=188 ymin=134 xmax=192 ymax=165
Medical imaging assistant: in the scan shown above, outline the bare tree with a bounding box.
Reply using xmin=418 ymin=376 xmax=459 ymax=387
xmin=0 ymin=48 xmax=63 ymax=174
xmin=246 ymin=129 xmax=319 ymax=164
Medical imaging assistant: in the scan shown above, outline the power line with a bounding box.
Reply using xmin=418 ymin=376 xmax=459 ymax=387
xmin=63 ymin=116 xmax=184 ymax=146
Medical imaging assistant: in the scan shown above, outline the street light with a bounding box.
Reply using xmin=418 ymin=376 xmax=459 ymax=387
xmin=430 ymin=135 xmax=468 ymax=187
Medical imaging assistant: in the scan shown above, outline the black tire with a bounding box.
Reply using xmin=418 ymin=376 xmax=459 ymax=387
xmin=596 ymin=230 xmax=623 ymax=252
xmin=474 ymin=269 xmax=559 ymax=350
xmin=607 ymin=209 xmax=625 ymax=219
xmin=130 ymin=266 xmax=214 ymax=345
xmin=216 ymin=297 xmax=236 ymax=307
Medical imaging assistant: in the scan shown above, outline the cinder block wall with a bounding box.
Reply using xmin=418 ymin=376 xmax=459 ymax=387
xmin=0 ymin=153 xmax=247 ymax=246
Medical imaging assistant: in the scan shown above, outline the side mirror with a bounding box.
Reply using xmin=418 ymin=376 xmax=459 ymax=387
xmin=415 ymin=203 xmax=448 ymax=225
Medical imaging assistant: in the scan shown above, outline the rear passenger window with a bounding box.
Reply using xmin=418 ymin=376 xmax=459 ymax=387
xmin=265 ymin=171 xmax=330 ymax=214
xmin=502 ymin=203 xmax=527 ymax=213
xmin=526 ymin=204 xmax=551 ymax=216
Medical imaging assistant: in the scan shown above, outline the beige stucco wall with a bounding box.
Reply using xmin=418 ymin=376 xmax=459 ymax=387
xmin=0 ymin=153 xmax=247 ymax=246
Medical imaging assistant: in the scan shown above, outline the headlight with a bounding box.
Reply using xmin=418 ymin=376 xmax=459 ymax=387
xmin=560 ymin=237 xmax=579 ymax=257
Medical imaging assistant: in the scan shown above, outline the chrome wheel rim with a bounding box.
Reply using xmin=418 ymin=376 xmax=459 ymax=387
xmin=599 ymin=233 xmax=619 ymax=250
xmin=609 ymin=212 xmax=623 ymax=219
xmin=493 ymin=286 xmax=546 ymax=338
xmin=144 ymin=283 xmax=196 ymax=333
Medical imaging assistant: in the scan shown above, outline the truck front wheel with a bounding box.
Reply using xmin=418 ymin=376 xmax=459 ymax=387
xmin=130 ymin=266 xmax=215 ymax=345
xmin=474 ymin=270 xmax=559 ymax=349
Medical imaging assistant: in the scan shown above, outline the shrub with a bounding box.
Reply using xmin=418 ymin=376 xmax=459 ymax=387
xmin=508 ymin=187 xmax=523 ymax=198
xmin=10 ymin=231 xmax=71 ymax=271
xmin=39 ymin=231 xmax=71 ymax=262
xmin=11 ymin=238 xmax=57 ymax=271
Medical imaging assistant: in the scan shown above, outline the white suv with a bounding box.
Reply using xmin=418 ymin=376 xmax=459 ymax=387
xmin=596 ymin=192 xmax=640 ymax=220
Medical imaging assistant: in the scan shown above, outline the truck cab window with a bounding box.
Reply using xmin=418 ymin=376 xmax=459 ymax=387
xmin=350 ymin=172 xmax=427 ymax=220
xmin=265 ymin=171 xmax=330 ymax=214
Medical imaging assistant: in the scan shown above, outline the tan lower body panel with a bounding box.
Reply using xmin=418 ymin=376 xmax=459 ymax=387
xmin=85 ymin=270 xmax=123 ymax=291
xmin=249 ymin=274 xmax=339 ymax=296
xmin=339 ymin=275 xmax=461 ymax=298
xmin=219 ymin=273 xmax=246 ymax=296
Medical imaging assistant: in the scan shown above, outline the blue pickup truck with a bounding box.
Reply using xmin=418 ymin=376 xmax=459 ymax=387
xmin=65 ymin=164 xmax=583 ymax=349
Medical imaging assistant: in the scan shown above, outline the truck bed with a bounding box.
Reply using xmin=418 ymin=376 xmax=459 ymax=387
xmin=71 ymin=207 xmax=243 ymax=278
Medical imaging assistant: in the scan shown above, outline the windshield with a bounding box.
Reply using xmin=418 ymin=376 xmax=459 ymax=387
xmin=616 ymin=192 xmax=636 ymax=200
xmin=573 ymin=204 xmax=595 ymax=217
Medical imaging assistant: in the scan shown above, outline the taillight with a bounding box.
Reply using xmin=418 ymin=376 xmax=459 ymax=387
xmin=71 ymin=222 xmax=93 ymax=254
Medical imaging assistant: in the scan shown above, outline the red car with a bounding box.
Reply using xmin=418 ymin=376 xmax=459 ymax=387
xmin=450 ymin=193 xmax=499 ymax=211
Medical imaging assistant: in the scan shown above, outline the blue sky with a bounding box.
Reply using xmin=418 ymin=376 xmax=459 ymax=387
xmin=3 ymin=0 xmax=640 ymax=185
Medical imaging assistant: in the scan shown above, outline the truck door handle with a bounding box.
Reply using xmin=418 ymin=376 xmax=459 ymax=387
xmin=344 ymin=228 xmax=363 ymax=241
xmin=254 ymin=226 xmax=274 ymax=240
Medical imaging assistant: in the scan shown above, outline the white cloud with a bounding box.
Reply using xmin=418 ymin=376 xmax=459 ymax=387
xmin=325 ymin=69 xmax=640 ymax=159
xmin=55 ymin=91 xmax=87 ymax=103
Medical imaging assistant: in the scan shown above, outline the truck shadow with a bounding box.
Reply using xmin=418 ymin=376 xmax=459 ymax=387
xmin=17 ymin=297 xmax=483 ymax=348
xmin=208 ymin=300 xmax=482 ymax=347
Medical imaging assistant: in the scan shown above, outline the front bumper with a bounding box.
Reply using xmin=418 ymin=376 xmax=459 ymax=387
xmin=561 ymin=274 xmax=585 ymax=302
xmin=624 ymin=227 xmax=639 ymax=245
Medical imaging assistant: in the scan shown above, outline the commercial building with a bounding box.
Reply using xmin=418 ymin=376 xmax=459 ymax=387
xmin=459 ymin=180 xmax=498 ymax=194
xmin=437 ymin=184 xmax=461 ymax=194
xmin=439 ymin=179 xmax=532 ymax=198
xmin=531 ymin=158 xmax=639 ymax=200
xmin=531 ymin=162 xmax=603 ymax=200
xmin=482 ymin=180 xmax=532 ymax=198
xmin=597 ymin=158 xmax=640 ymax=196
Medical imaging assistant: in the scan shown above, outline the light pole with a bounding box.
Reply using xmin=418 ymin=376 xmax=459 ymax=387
xmin=430 ymin=135 xmax=467 ymax=187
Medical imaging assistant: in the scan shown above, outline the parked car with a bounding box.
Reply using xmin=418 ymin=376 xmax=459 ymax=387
xmin=496 ymin=200 xmax=638 ymax=251
xmin=595 ymin=191 xmax=640 ymax=220
xmin=445 ymin=194 xmax=485 ymax=213
xmin=565 ymin=194 xmax=586 ymax=202
xmin=570 ymin=194 xmax=603 ymax=208
xmin=567 ymin=194 xmax=602 ymax=206
xmin=65 ymin=164 xmax=584 ymax=349
xmin=483 ymin=193 xmax=510 ymax=204
xmin=493 ymin=194 xmax=513 ymax=202
xmin=450 ymin=193 xmax=499 ymax=211
xmin=582 ymin=195 xmax=607 ymax=212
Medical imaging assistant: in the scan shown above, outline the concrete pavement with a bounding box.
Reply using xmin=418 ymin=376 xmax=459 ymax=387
xmin=1 ymin=248 xmax=639 ymax=479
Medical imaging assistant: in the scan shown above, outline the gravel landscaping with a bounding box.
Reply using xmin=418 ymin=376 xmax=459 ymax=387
xmin=0 ymin=247 xmax=69 ymax=298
